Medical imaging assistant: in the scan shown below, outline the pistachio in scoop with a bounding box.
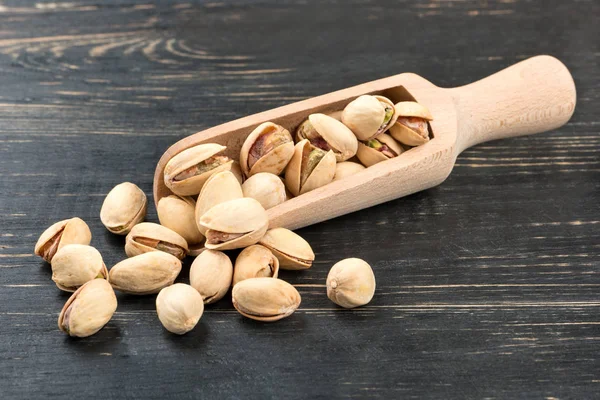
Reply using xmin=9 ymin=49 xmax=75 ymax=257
xmin=389 ymin=101 xmax=433 ymax=146
xmin=295 ymin=113 xmax=358 ymax=162
xmin=356 ymin=133 xmax=404 ymax=167
xmin=341 ymin=95 xmax=397 ymax=141
xmin=240 ymin=122 xmax=294 ymax=178
xmin=125 ymin=222 xmax=188 ymax=260
xmin=164 ymin=143 xmax=233 ymax=196
xmin=199 ymin=197 xmax=269 ymax=251
xmin=284 ymin=139 xmax=336 ymax=197
xmin=34 ymin=217 xmax=92 ymax=263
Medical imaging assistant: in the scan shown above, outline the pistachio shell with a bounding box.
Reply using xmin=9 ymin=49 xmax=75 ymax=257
xmin=125 ymin=222 xmax=188 ymax=260
xmin=58 ymin=279 xmax=117 ymax=337
xmin=200 ymin=198 xmax=269 ymax=250
xmin=34 ymin=217 xmax=92 ymax=263
xmin=241 ymin=172 xmax=287 ymax=210
xmin=333 ymin=161 xmax=366 ymax=182
xmin=394 ymin=101 xmax=433 ymax=120
xmin=342 ymin=95 xmax=388 ymax=140
xmin=157 ymin=195 xmax=204 ymax=253
xmin=190 ymin=250 xmax=233 ymax=304
xmin=100 ymin=182 xmax=147 ymax=235
xmin=259 ymin=228 xmax=314 ymax=270
xmin=109 ymin=252 xmax=182 ymax=295
xmin=284 ymin=139 xmax=336 ymax=197
xmin=156 ymin=283 xmax=204 ymax=335
xmin=356 ymin=133 xmax=404 ymax=167
xmin=326 ymin=258 xmax=376 ymax=308
xmin=240 ymin=122 xmax=294 ymax=177
xmin=195 ymin=170 xmax=243 ymax=236
xmin=296 ymin=114 xmax=358 ymax=162
xmin=51 ymin=244 xmax=108 ymax=292
xmin=233 ymin=245 xmax=279 ymax=286
xmin=374 ymin=95 xmax=398 ymax=132
xmin=164 ymin=143 xmax=233 ymax=196
xmin=230 ymin=161 xmax=245 ymax=185
xmin=232 ymin=278 xmax=301 ymax=322
xmin=389 ymin=101 xmax=433 ymax=146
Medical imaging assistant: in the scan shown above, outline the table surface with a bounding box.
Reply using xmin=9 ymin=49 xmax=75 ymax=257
xmin=1 ymin=0 xmax=598 ymax=398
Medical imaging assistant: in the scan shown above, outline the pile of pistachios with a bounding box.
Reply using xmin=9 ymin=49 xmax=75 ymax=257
xmin=33 ymin=97 xmax=432 ymax=338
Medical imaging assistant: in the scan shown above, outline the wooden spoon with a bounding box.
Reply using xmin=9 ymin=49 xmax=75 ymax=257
xmin=154 ymin=55 xmax=576 ymax=230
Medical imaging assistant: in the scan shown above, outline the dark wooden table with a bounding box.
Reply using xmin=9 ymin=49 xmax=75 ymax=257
xmin=1 ymin=1 xmax=598 ymax=398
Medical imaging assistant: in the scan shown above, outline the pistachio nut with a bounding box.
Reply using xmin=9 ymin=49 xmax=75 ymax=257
xmin=195 ymin=170 xmax=244 ymax=236
xmin=125 ymin=222 xmax=188 ymax=260
xmin=356 ymin=133 xmax=404 ymax=167
xmin=259 ymin=228 xmax=314 ymax=270
xmin=156 ymin=283 xmax=204 ymax=335
xmin=34 ymin=217 xmax=92 ymax=263
xmin=100 ymin=182 xmax=147 ymax=235
xmin=333 ymin=161 xmax=366 ymax=182
xmin=241 ymin=172 xmax=287 ymax=210
xmin=389 ymin=101 xmax=433 ymax=146
xmin=295 ymin=113 xmax=358 ymax=162
xmin=233 ymin=245 xmax=279 ymax=286
xmin=157 ymin=195 xmax=204 ymax=255
xmin=284 ymin=139 xmax=336 ymax=197
xmin=200 ymin=197 xmax=269 ymax=251
xmin=342 ymin=95 xmax=397 ymax=140
xmin=326 ymin=258 xmax=376 ymax=309
xmin=189 ymin=250 xmax=233 ymax=304
xmin=232 ymin=277 xmax=301 ymax=322
xmin=230 ymin=160 xmax=245 ymax=185
xmin=239 ymin=122 xmax=294 ymax=178
xmin=109 ymin=252 xmax=182 ymax=295
xmin=164 ymin=143 xmax=233 ymax=196
xmin=51 ymin=244 xmax=108 ymax=292
xmin=58 ymin=278 xmax=117 ymax=337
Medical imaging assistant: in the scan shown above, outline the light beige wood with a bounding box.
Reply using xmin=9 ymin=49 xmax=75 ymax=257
xmin=154 ymin=55 xmax=576 ymax=230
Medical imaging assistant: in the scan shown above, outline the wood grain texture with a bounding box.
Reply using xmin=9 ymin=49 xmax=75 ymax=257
xmin=0 ymin=0 xmax=598 ymax=399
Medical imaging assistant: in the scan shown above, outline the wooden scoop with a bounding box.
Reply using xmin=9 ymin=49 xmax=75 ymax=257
xmin=154 ymin=55 xmax=576 ymax=230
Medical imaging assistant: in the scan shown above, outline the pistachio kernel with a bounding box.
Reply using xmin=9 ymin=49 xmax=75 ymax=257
xmin=134 ymin=237 xmax=187 ymax=260
xmin=301 ymin=147 xmax=327 ymax=186
xmin=174 ymin=155 xmax=230 ymax=182
xmin=396 ymin=117 xmax=429 ymax=138
xmin=296 ymin=120 xmax=331 ymax=152
xmin=248 ymin=125 xmax=292 ymax=169
xmin=366 ymin=139 xmax=398 ymax=158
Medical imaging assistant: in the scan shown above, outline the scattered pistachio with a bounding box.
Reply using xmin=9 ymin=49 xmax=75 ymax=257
xmin=233 ymin=245 xmax=279 ymax=286
xmin=232 ymin=278 xmax=301 ymax=322
xmin=326 ymin=258 xmax=375 ymax=308
xmin=34 ymin=217 xmax=92 ymax=263
xmin=190 ymin=250 xmax=233 ymax=304
xmin=156 ymin=283 xmax=204 ymax=335
xmin=100 ymin=182 xmax=147 ymax=235
xmin=51 ymin=244 xmax=108 ymax=292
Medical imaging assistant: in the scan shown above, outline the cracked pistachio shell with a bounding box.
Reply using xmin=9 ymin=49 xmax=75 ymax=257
xmin=125 ymin=222 xmax=188 ymax=260
xmin=100 ymin=182 xmax=147 ymax=235
xmin=190 ymin=250 xmax=233 ymax=304
xmin=232 ymin=277 xmax=301 ymax=322
xmin=326 ymin=258 xmax=375 ymax=309
xmin=34 ymin=217 xmax=92 ymax=263
xmin=241 ymin=172 xmax=287 ymax=210
xmin=295 ymin=113 xmax=358 ymax=162
xmin=240 ymin=122 xmax=294 ymax=178
xmin=259 ymin=228 xmax=314 ymax=270
xmin=333 ymin=161 xmax=366 ymax=182
xmin=389 ymin=101 xmax=433 ymax=146
xmin=164 ymin=143 xmax=233 ymax=196
xmin=342 ymin=95 xmax=396 ymax=140
xmin=109 ymin=252 xmax=182 ymax=295
xmin=200 ymin=198 xmax=268 ymax=251
xmin=156 ymin=283 xmax=204 ymax=335
xmin=233 ymin=245 xmax=279 ymax=286
xmin=51 ymin=244 xmax=108 ymax=292
xmin=157 ymin=195 xmax=204 ymax=255
xmin=356 ymin=133 xmax=404 ymax=167
xmin=58 ymin=279 xmax=117 ymax=338
xmin=195 ymin=170 xmax=244 ymax=236
xmin=284 ymin=139 xmax=336 ymax=197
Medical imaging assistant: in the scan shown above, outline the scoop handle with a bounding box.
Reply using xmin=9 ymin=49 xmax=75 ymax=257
xmin=451 ymin=55 xmax=576 ymax=153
